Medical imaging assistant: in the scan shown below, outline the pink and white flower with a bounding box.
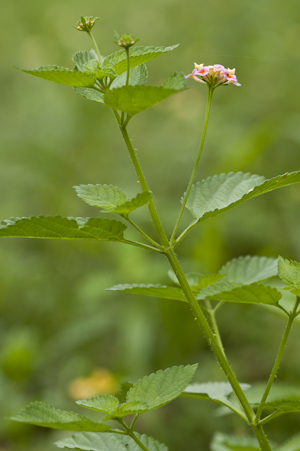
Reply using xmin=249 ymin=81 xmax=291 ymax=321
xmin=185 ymin=63 xmax=241 ymax=88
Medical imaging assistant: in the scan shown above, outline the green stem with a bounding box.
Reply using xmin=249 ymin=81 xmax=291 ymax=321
xmin=88 ymin=30 xmax=102 ymax=63
xmin=124 ymin=239 xmax=164 ymax=254
xmin=117 ymin=419 xmax=150 ymax=451
xmin=126 ymin=48 xmax=130 ymax=86
xmin=255 ymin=297 xmax=300 ymax=422
xmin=115 ymin=117 xmax=272 ymax=451
xmin=170 ymin=87 xmax=214 ymax=244
xmin=205 ymin=300 xmax=225 ymax=353
xmin=123 ymin=215 xmax=164 ymax=250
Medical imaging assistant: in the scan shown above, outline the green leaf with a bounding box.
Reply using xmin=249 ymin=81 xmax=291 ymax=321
xmin=76 ymin=395 xmax=120 ymax=414
xmin=197 ymin=282 xmax=282 ymax=305
xmin=235 ymin=382 xmax=300 ymax=410
xmin=264 ymin=399 xmax=300 ymax=412
xmin=181 ymin=382 xmax=250 ymax=416
xmin=73 ymin=87 xmax=105 ymax=103
xmin=72 ymin=50 xmax=99 ymax=72
xmin=10 ymin=402 xmax=110 ymax=432
xmin=107 ymin=284 xmax=186 ymax=302
xmin=185 ymin=171 xmax=300 ymax=223
xmin=18 ymin=65 xmax=96 ymax=87
xmin=0 ymin=217 xmax=127 ymax=242
xmin=126 ymin=365 xmax=197 ymax=411
xmin=103 ymin=44 xmax=179 ymax=75
xmin=278 ymin=433 xmax=300 ymax=451
xmin=210 ymin=432 xmax=260 ymax=451
xmin=74 ymin=184 xmax=152 ymax=214
xmin=103 ymin=72 xmax=187 ymax=115
xmin=55 ymin=431 xmax=168 ymax=451
xmin=219 ymin=256 xmax=278 ymax=284
xmin=111 ymin=64 xmax=148 ymax=88
xmin=278 ymin=256 xmax=300 ymax=295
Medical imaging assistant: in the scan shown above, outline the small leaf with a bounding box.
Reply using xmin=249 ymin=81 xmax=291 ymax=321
xmin=10 ymin=402 xmax=110 ymax=432
xmin=111 ymin=64 xmax=148 ymax=88
xmin=185 ymin=171 xmax=300 ymax=222
xmin=210 ymin=432 xmax=260 ymax=451
xmin=0 ymin=216 xmax=127 ymax=242
xmin=72 ymin=50 xmax=99 ymax=72
xmin=278 ymin=256 xmax=300 ymax=294
xmin=55 ymin=431 xmax=168 ymax=451
xmin=181 ymin=382 xmax=250 ymax=416
xmin=197 ymin=282 xmax=282 ymax=305
xmin=103 ymin=72 xmax=187 ymax=115
xmin=264 ymin=399 xmax=300 ymax=412
xmin=76 ymin=395 xmax=120 ymax=414
xmin=74 ymin=87 xmax=105 ymax=103
xmin=107 ymin=284 xmax=187 ymax=302
xmin=74 ymin=185 xmax=152 ymax=214
xmin=18 ymin=65 xmax=95 ymax=87
xmin=103 ymin=44 xmax=179 ymax=75
xmin=126 ymin=365 xmax=198 ymax=411
xmin=219 ymin=256 xmax=278 ymax=284
xmin=101 ymin=401 xmax=149 ymax=421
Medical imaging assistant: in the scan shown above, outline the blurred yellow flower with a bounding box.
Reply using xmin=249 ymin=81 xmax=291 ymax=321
xmin=67 ymin=368 xmax=118 ymax=400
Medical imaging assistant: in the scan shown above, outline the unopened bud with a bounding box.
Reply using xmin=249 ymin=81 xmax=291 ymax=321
xmin=114 ymin=31 xmax=140 ymax=49
xmin=75 ymin=16 xmax=99 ymax=32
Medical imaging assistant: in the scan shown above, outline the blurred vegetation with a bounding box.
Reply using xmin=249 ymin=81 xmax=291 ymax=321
xmin=1 ymin=0 xmax=300 ymax=450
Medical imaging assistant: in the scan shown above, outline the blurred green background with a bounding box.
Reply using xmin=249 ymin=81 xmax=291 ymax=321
xmin=1 ymin=0 xmax=300 ymax=450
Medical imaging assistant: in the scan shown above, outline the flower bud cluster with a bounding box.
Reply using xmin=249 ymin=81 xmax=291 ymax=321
xmin=76 ymin=16 xmax=99 ymax=32
xmin=186 ymin=63 xmax=241 ymax=88
xmin=114 ymin=32 xmax=140 ymax=49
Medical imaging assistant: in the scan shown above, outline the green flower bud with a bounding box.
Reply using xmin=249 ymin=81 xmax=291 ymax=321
xmin=76 ymin=16 xmax=99 ymax=32
xmin=114 ymin=31 xmax=140 ymax=49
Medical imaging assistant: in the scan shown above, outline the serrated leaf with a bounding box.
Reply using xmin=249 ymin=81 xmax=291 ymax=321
xmin=219 ymin=256 xmax=278 ymax=284
xmin=72 ymin=50 xmax=99 ymax=72
xmin=76 ymin=395 xmax=120 ymax=414
xmin=264 ymin=399 xmax=300 ymax=412
xmin=55 ymin=431 xmax=168 ymax=451
xmin=107 ymin=284 xmax=186 ymax=302
xmin=185 ymin=171 xmax=300 ymax=223
xmin=278 ymin=256 xmax=300 ymax=292
xmin=74 ymin=185 xmax=152 ymax=214
xmin=101 ymin=401 xmax=150 ymax=421
xmin=0 ymin=216 xmax=127 ymax=242
xmin=210 ymin=432 xmax=260 ymax=451
xmin=103 ymin=72 xmax=187 ymax=115
xmin=10 ymin=402 xmax=110 ymax=432
xmin=18 ymin=65 xmax=96 ymax=87
xmin=103 ymin=44 xmax=179 ymax=75
xmin=111 ymin=64 xmax=148 ymax=89
xmin=197 ymin=282 xmax=282 ymax=305
xmin=126 ymin=365 xmax=197 ymax=411
xmin=74 ymin=87 xmax=105 ymax=103
xmin=278 ymin=433 xmax=300 ymax=451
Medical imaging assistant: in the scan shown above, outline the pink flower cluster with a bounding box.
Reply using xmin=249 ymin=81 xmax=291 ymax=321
xmin=186 ymin=63 xmax=241 ymax=87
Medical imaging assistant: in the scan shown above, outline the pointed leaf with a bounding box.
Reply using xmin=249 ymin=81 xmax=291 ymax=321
xmin=101 ymin=401 xmax=150 ymax=421
xmin=18 ymin=65 xmax=95 ymax=87
xmin=126 ymin=365 xmax=197 ymax=411
xmin=75 ymin=185 xmax=127 ymax=210
xmin=103 ymin=72 xmax=187 ymax=115
xmin=55 ymin=432 xmax=168 ymax=451
xmin=10 ymin=402 xmax=110 ymax=432
xmin=103 ymin=44 xmax=179 ymax=75
xmin=219 ymin=256 xmax=278 ymax=284
xmin=112 ymin=192 xmax=153 ymax=214
xmin=278 ymin=256 xmax=300 ymax=293
xmin=76 ymin=395 xmax=120 ymax=414
xmin=74 ymin=87 xmax=105 ymax=103
xmin=0 ymin=217 xmax=127 ymax=242
xmin=185 ymin=171 xmax=300 ymax=222
xmin=111 ymin=64 xmax=148 ymax=89
xmin=197 ymin=282 xmax=282 ymax=305
xmin=72 ymin=50 xmax=99 ymax=72
xmin=210 ymin=433 xmax=260 ymax=451
xmin=107 ymin=284 xmax=186 ymax=302
xmin=181 ymin=382 xmax=250 ymax=417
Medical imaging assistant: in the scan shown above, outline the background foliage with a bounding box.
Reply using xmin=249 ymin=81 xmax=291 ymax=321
xmin=1 ymin=0 xmax=300 ymax=450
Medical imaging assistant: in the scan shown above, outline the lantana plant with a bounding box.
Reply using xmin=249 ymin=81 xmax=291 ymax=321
xmin=3 ymin=16 xmax=300 ymax=451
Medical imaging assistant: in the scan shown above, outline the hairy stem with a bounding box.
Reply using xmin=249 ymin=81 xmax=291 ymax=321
xmin=115 ymin=114 xmax=272 ymax=451
xmin=88 ymin=30 xmax=102 ymax=63
xmin=124 ymin=215 xmax=164 ymax=250
xmin=255 ymin=297 xmax=300 ymax=422
xmin=118 ymin=418 xmax=150 ymax=451
xmin=205 ymin=300 xmax=225 ymax=353
xmin=170 ymin=87 xmax=214 ymax=244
